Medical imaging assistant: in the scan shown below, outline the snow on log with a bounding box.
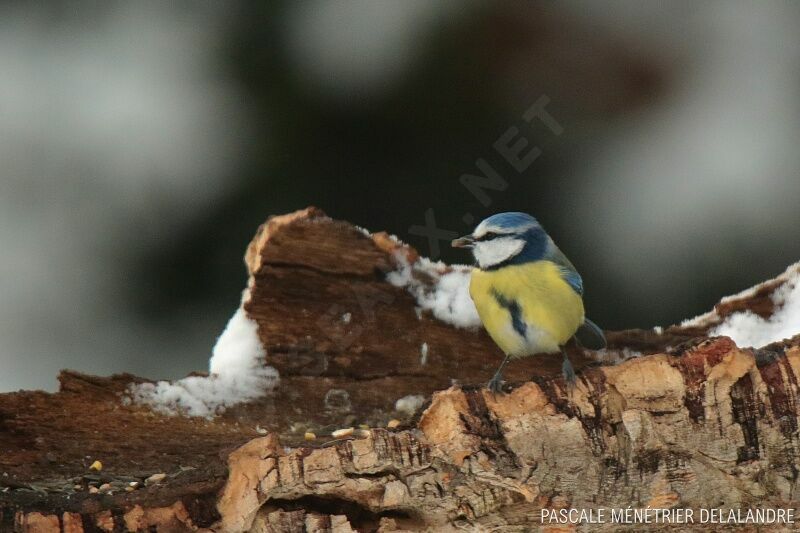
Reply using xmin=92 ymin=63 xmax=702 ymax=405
xmin=2 ymin=207 xmax=800 ymax=532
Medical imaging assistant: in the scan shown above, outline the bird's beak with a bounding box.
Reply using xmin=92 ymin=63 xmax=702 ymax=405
xmin=451 ymin=235 xmax=475 ymax=249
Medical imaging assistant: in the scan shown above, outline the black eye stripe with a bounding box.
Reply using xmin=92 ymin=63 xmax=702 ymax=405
xmin=476 ymin=232 xmax=500 ymax=242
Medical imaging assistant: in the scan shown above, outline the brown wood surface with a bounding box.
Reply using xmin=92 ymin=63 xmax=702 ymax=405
xmin=2 ymin=208 xmax=798 ymax=532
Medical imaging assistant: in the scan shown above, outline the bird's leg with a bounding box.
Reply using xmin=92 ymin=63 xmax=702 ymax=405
xmin=561 ymin=347 xmax=577 ymax=388
xmin=487 ymin=355 xmax=511 ymax=394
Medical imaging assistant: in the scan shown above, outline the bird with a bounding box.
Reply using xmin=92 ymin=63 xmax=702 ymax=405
xmin=451 ymin=212 xmax=605 ymax=392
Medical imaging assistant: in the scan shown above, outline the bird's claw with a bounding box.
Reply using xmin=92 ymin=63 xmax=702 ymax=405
xmin=486 ymin=375 xmax=505 ymax=395
xmin=562 ymin=353 xmax=577 ymax=389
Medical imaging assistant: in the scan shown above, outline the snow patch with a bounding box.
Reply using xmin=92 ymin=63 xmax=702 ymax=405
xmin=387 ymin=254 xmax=480 ymax=329
xmin=420 ymin=342 xmax=429 ymax=365
xmin=395 ymin=394 xmax=426 ymax=416
xmin=354 ymin=225 xmax=373 ymax=238
xmin=711 ymin=268 xmax=800 ymax=348
xmin=129 ymin=298 xmax=278 ymax=417
xmin=680 ymin=308 xmax=719 ymax=329
xmin=682 ymin=261 xmax=800 ymax=329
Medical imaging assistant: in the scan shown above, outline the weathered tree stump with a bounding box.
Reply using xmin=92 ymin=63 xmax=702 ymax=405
xmin=3 ymin=208 xmax=799 ymax=532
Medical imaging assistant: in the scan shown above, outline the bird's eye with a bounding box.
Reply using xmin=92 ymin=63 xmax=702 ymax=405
xmin=478 ymin=232 xmax=498 ymax=241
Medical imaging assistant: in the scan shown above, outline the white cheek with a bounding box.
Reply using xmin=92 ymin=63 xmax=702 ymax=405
xmin=473 ymin=238 xmax=524 ymax=268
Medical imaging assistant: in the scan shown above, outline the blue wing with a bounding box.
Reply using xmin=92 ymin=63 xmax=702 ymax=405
xmin=559 ymin=268 xmax=583 ymax=296
xmin=544 ymin=240 xmax=606 ymax=349
xmin=544 ymin=241 xmax=583 ymax=296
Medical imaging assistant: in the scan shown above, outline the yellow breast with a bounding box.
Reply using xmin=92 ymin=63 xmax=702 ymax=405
xmin=469 ymin=261 xmax=585 ymax=357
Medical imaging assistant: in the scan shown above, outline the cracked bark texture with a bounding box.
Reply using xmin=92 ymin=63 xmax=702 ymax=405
xmin=3 ymin=208 xmax=800 ymax=532
xmin=217 ymin=337 xmax=800 ymax=532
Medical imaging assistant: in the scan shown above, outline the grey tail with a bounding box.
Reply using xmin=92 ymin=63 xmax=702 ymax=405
xmin=574 ymin=318 xmax=606 ymax=350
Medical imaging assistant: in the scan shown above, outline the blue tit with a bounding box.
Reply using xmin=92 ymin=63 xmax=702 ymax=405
xmin=451 ymin=212 xmax=605 ymax=392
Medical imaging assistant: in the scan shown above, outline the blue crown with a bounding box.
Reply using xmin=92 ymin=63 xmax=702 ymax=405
xmin=479 ymin=212 xmax=540 ymax=231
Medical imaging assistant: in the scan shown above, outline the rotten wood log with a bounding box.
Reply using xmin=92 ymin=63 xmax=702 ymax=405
xmin=2 ymin=207 xmax=799 ymax=532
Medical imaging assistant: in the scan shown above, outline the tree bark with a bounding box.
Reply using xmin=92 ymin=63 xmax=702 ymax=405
xmin=3 ymin=207 xmax=799 ymax=532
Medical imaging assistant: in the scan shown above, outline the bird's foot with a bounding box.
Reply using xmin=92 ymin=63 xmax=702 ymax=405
xmin=562 ymin=353 xmax=577 ymax=389
xmin=486 ymin=374 xmax=505 ymax=395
